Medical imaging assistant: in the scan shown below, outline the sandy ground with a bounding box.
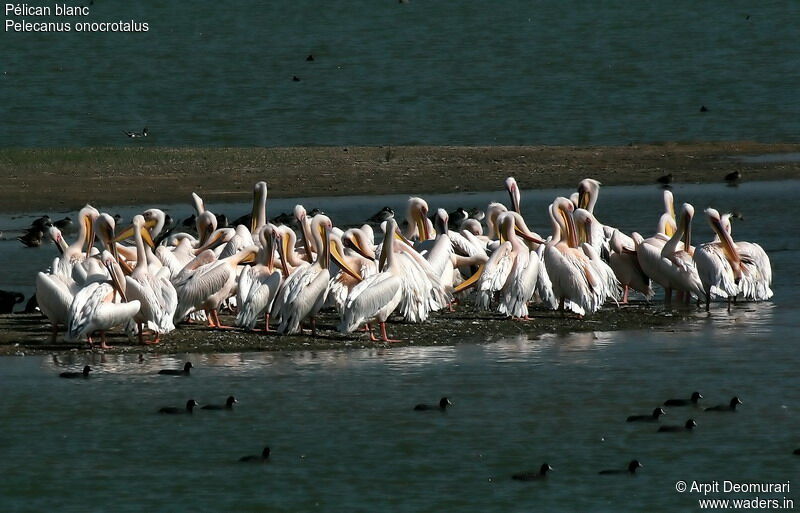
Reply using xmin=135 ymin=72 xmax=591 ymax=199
xmin=0 ymin=303 xmax=684 ymax=356
xmin=1 ymin=141 xmax=799 ymax=213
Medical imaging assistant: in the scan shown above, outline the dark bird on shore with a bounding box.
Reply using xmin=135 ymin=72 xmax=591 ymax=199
xmin=159 ymin=399 xmax=199 ymax=414
xmin=705 ymin=396 xmax=742 ymax=412
xmin=512 ymin=463 xmax=553 ymax=481
xmin=724 ymin=170 xmax=742 ymax=185
xmin=124 ymin=127 xmax=148 ymax=138
xmin=627 ymin=407 xmax=666 ymax=422
xmin=448 ymin=208 xmax=469 ymax=230
xmin=59 ymin=365 xmax=91 ymax=379
xmin=24 ymin=295 xmax=39 ymax=314
xmin=202 ymin=396 xmax=238 ymax=410
xmin=158 ymin=362 xmax=193 ymax=376
xmin=53 ymin=216 xmax=73 ymax=232
xmin=18 ymin=229 xmax=45 ymax=248
xmin=306 ymin=54 xmax=314 ymax=61
xmin=599 ymin=460 xmax=643 ymax=475
xmin=232 ymin=212 xmax=252 ymax=228
xmin=657 ymin=173 xmax=673 ymax=186
xmin=700 ymin=105 xmax=709 ymax=113
xmin=215 ymin=213 xmax=230 ymax=229
xmin=271 ymin=212 xmax=295 ymax=226
xmin=367 ymin=206 xmax=395 ymax=224
xmin=664 ymin=392 xmax=703 ymax=407
xmin=308 ymin=208 xmax=325 ymax=217
xmin=0 ymin=290 xmax=24 ymax=314
xmin=658 ymin=419 xmax=697 ymax=433
xmin=414 ymin=397 xmax=452 ymax=411
xmin=182 ymin=214 xmax=196 ymax=228
xmin=468 ymin=208 xmax=485 ymax=221
xmin=30 ymin=215 xmax=53 ymax=230
xmin=292 ymin=75 xmax=301 ymax=82
xmin=240 ymin=446 xmax=271 ymax=462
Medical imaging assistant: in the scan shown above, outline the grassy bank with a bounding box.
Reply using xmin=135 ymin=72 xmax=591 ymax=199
xmin=1 ymin=141 xmax=799 ymax=212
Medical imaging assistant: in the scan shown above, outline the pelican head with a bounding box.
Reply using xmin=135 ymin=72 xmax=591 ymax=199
xmin=460 ymin=218 xmax=483 ymax=236
xmin=577 ymin=178 xmax=601 ymax=212
xmin=407 ymin=197 xmax=431 ymax=240
xmin=94 ymin=214 xmax=117 ymax=258
xmin=486 ymin=202 xmax=508 ymax=239
xmin=343 ymin=228 xmax=376 ymax=260
xmin=434 ymin=208 xmax=449 ymax=235
xmin=505 ymin=177 xmax=521 ymax=213
xmin=196 ymin=211 xmax=217 ymax=246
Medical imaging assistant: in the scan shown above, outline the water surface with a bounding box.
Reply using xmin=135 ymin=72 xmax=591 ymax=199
xmin=0 ymin=181 xmax=797 ymax=512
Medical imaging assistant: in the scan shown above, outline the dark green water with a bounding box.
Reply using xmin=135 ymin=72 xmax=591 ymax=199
xmin=0 ymin=182 xmax=797 ymax=511
xmin=2 ymin=1 xmax=799 ymax=147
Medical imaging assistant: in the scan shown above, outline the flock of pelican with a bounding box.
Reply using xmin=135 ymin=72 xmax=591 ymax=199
xmin=33 ymin=178 xmax=773 ymax=347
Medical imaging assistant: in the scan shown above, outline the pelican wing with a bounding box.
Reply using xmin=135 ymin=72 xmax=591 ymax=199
xmin=339 ymin=272 xmax=403 ymax=332
xmin=237 ymin=270 xmax=282 ymax=329
xmin=173 ymin=261 xmax=231 ymax=321
xmin=36 ymin=272 xmax=74 ymax=325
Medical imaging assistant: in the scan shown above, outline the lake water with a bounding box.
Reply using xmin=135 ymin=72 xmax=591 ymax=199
xmin=0 ymin=182 xmax=797 ymax=511
xmin=2 ymin=1 xmax=799 ymax=147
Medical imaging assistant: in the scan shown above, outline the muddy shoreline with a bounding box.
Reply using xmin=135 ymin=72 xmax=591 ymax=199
xmin=1 ymin=142 xmax=799 ymax=213
xmin=0 ymin=304 xmax=688 ymax=356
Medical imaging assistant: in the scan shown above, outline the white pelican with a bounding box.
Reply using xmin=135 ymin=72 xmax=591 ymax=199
xmin=326 ymin=229 xmax=373 ymax=314
xmin=275 ymin=215 xmax=360 ymax=335
xmin=543 ymin=198 xmax=602 ymax=316
xmin=694 ymin=208 xmax=740 ymax=311
xmin=721 ymin=214 xmax=773 ymax=301
xmin=658 ymin=203 xmax=705 ymax=305
xmin=123 ymin=215 xmax=177 ymax=344
xmin=236 ymin=224 xmax=285 ymax=331
xmin=609 ymin=229 xmax=653 ymax=303
xmin=65 ymin=253 xmax=141 ymax=348
xmin=404 ymin=197 xmax=434 ymax=242
xmin=339 ymin=218 xmax=404 ymax=342
xmin=173 ymin=245 xmax=258 ymax=328
xmin=250 ymin=181 xmax=268 ymax=234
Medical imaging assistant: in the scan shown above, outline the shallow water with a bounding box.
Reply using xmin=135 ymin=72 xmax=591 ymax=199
xmin=2 ymin=1 xmax=799 ymax=147
xmin=0 ymin=182 xmax=798 ymax=511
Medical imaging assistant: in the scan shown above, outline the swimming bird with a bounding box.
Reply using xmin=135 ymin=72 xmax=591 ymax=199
xmin=657 ymin=173 xmax=673 ymax=186
xmin=239 ymin=446 xmax=271 ymax=462
xmin=59 ymin=365 xmax=91 ymax=378
xmin=159 ymin=399 xmax=198 ymax=414
xmin=158 ymin=361 xmax=193 ymax=376
xmin=414 ymin=397 xmax=452 ymax=411
xmin=512 ymin=463 xmax=553 ymax=481
xmin=794 ymin=449 xmax=800 ymax=455
xmin=599 ymin=460 xmax=643 ymax=475
xmin=705 ymin=397 xmax=742 ymax=412
xmin=658 ymin=419 xmax=697 ymax=433
xmin=627 ymin=407 xmax=666 ymax=422
xmin=201 ymin=396 xmax=238 ymax=410
xmin=124 ymin=128 xmax=148 ymax=138
xmin=664 ymin=392 xmax=703 ymax=407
